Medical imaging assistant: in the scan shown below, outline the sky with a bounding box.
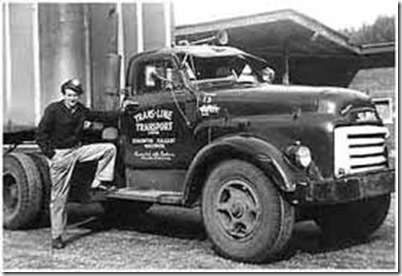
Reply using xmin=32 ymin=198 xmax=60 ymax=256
xmin=173 ymin=0 xmax=397 ymax=30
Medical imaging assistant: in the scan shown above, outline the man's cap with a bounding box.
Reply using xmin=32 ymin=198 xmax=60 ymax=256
xmin=61 ymin=79 xmax=84 ymax=95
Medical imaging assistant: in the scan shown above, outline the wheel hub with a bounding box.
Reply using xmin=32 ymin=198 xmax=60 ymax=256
xmin=230 ymin=202 xmax=244 ymax=218
xmin=215 ymin=179 xmax=261 ymax=239
xmin=3 ymin=174 xmax=19 ymax=213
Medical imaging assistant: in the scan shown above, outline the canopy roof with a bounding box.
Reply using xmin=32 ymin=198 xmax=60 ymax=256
xmin=176 ymin=9 xmax=363 ymax=58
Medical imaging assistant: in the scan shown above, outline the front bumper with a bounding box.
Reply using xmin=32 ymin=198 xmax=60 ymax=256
xmin=295 ymin=169 xmax=395 ymax=205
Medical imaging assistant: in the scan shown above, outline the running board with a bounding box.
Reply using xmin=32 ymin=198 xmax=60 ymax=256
xmin=106 ymin=188 xmax=183 ymax=205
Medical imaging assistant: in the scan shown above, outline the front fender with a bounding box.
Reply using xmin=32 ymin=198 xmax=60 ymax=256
xmin=182 ymin=134 xmax=296 ymax=206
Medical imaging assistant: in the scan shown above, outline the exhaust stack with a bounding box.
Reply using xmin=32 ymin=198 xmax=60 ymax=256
xmin=103 ymin=53 xmax=122 ymax=110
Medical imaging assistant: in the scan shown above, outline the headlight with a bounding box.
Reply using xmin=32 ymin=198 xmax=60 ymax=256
xmin=295 ymin=146 xmax=312 ymax=168
xmin=285 ymin=142 xmax=312 ymax=169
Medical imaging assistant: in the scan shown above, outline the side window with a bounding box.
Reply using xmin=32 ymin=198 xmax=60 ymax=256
xmin=135 ymin=58 xmax=182 ymax=94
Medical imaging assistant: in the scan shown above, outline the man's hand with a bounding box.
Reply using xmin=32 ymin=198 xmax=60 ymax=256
xmin=83 ymin=120 xmax=92 ymax=130
xmin=121 ymin=99 xmax=139 ymax=112
xmin=83 ymin=120 xmax=104 ymax=131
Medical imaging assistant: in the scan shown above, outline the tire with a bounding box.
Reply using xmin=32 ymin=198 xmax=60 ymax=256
xmin=202 ymin=159 xmax=295 ymax=263
xmin=314 ymin=194 xmax=391 ymax=245
xmin=28 ymin=153 xmax=52 ymax=226
xmin=3 ymin=153 xmax=43 ymax=229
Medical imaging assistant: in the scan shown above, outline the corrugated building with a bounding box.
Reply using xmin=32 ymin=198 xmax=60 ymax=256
xmin=2 ymin=2 xmax=173 ymax=134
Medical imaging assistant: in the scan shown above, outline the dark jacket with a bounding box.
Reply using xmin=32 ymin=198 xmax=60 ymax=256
xmin=36 ymin=100 xmax=118 ymax=158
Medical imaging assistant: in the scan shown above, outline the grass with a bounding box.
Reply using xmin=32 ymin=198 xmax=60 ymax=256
xmin=3 ymin=195 xmax=396 ymax=271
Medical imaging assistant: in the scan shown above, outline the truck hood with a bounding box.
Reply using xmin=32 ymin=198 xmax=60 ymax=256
xmin=198 ymin=84 xmax=372 ymax=118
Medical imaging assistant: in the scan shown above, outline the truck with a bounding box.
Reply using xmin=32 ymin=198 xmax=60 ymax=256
xmin=3 ymin=39 xmax=395 ymax=263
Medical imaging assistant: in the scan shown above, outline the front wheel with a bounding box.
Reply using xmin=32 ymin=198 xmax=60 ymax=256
xmin=202 ymin=159 xmax=295 ymax=263
xmin=314 ymin=194 xmax=391 ymax=245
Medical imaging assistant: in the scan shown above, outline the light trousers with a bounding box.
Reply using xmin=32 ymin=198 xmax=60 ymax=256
xmin=49 ymin=143 xmax=117 ymax=239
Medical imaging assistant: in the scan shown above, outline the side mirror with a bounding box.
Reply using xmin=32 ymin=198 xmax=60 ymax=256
xmin=261 ymin=67 xmax=275 ymax=84
xmin=216 ymin=29 xmax=229 ymax=45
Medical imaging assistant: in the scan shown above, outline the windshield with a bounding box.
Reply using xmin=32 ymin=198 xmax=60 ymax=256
xmin=178 ymin=53 xmax=274 ymax=90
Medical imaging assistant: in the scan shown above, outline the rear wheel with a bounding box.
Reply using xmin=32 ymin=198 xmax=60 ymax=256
xmin=202 ymin=159 xmax=295 ymax=263
xmin=28 ymin=153 xmax=52 ymax=226
xmin=3 ymin=153 xmax=43 ymax=229
xmin=314 ymin=194 xmax=391 ymax=245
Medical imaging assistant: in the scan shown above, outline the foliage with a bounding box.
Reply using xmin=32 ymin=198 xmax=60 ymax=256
xmin=340 ymin=15 xmax=395 ymax=45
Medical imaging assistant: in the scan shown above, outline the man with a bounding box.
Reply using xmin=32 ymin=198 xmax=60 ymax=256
xmin=36 ymin=79 xmax=118 ymax=250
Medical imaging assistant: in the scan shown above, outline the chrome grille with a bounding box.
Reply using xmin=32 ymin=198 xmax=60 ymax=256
xmin=334 ymin=125 xmax=388 ymax=177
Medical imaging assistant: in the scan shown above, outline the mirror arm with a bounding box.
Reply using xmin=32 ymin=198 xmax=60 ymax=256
xmin=151 ymin=72 xmax=172 ymax=84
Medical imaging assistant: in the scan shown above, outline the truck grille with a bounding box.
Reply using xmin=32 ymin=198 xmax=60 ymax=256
xmin=334 ymin=125 xmax=388 ymax=177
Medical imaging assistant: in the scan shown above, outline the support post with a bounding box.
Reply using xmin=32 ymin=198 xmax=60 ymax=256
xmin=282 ymin=41 xmax=290 ymax=85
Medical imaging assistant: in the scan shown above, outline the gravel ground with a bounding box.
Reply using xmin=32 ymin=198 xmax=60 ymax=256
xmin=3 ymin=195 xmax=396 ymax=272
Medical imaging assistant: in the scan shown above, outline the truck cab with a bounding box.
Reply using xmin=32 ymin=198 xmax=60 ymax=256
xmin=3 ymin=43 xmax=394 ymax=264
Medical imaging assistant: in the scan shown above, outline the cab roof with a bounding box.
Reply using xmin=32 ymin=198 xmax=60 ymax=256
xmin=129 ymin=45 xmax=268 ymax=64
xmin=173 ymin=45 xmax=249 ymax=57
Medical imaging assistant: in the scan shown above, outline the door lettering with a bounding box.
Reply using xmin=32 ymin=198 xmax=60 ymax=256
xmin=132 ymin=108 xmax=176 ymax=161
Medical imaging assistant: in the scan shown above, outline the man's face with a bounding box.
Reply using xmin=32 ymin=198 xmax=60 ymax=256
xmin=63 ymin=89 xmax=80 ymax=108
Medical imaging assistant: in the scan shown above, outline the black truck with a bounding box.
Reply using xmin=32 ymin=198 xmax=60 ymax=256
xmin=3 ymin=43 xmax=394 ymax=263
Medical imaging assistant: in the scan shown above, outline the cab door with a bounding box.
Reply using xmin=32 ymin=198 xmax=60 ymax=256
xmin=120 ymin=55 xmax=198 ymax=190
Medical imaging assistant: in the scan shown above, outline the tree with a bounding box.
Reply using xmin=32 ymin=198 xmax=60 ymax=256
xmin=340 ymin=15 xmax=395 ymax=45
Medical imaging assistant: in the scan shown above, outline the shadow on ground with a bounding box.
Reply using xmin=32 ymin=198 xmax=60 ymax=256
xmin=283 ymin=220 xmax=379 ymax=259
xmin=64 ymin=203 xmax=383 ymax=263
xmin=66 ymin=204 xmax=206 ymax=241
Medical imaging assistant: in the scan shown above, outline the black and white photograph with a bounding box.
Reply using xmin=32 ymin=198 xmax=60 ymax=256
xmin=2 ymin=0 xmax=397 ymax=272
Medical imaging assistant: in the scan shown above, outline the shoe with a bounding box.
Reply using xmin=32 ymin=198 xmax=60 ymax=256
xmin=52 ymin=236 xmax=65 ymax=250
xmin=93 ymin=183 xmax=117 ymax=193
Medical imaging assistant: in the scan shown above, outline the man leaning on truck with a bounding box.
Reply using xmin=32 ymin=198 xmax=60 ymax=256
xmin=36 ymin=79 xmax=118 ymax=250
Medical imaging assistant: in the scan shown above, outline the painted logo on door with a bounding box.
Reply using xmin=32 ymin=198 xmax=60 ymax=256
xmin=132 ymin=109 xmax=176 ymax=161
